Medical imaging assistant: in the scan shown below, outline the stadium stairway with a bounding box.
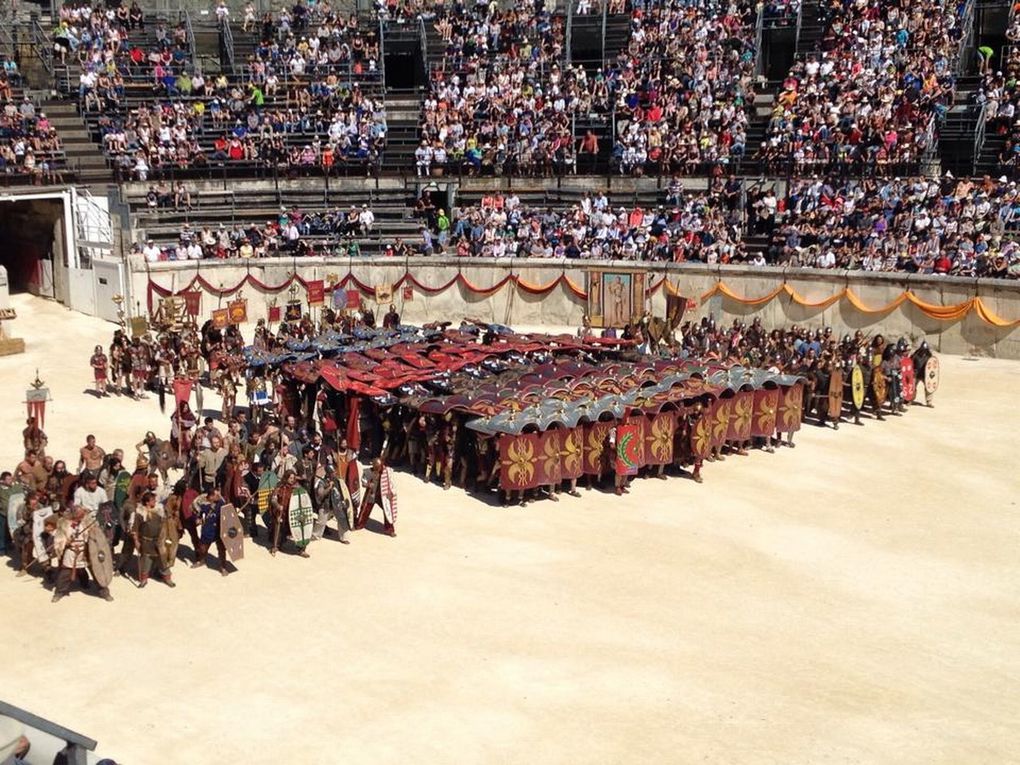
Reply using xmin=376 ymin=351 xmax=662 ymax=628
xmin=40 ymin=98 xmax=112 ymax=183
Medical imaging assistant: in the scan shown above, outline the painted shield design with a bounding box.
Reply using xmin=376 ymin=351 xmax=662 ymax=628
xmin=900 ymin=357 xmax=916 ymax=402
xmin=827 ymin=369 xmax=844 ymax=420
xmin=872 ymin=368 xmax=887 ymax=405
xmin=851 ymin=366 xmax=865 ymax=410
xmin=924 ymin=354 xmax=940 ymax=394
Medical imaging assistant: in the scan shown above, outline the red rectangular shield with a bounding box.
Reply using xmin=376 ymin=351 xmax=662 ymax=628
xmin=644 ymin=411 xmax=676 ymax=465
xmin=778 ymin=383 xmax=804 ymax=434
xmin=560 ymin=427 xmax=584 ymax=480
xmin=498 ymin=433 xmax=541 ymax=492
xmin=615 ymin=423 xmax=642 ymax=476
xmin=751 ymin=388 xmax=779 ymax=438
xmin=536 ymin=430 xmax=563 ymax=485
xmin=726 ymin=391 xmax=754 ymax=442
xmin=582 ymin=422 xmax=612 ymax=476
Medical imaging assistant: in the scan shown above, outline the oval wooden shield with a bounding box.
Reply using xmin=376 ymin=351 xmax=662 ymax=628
xmin=900 ymin=357 xmax=916 ymax=402
xmin=219 ymin=503 xmax=245 ymax=562
xmin=158 ymin=513 xmax=179 ymax=569
xmin=851 ymin=366 xmax=865 ymax=410
xmin=924 ymin=355 xmax=940 ymax=394
xmin=827 ymin=369 xmax=844 ymax=420
xmin=872 ymin=368 xmax=887 ymax=405
xmin=86 ymin=522 xmax=115 ymax=589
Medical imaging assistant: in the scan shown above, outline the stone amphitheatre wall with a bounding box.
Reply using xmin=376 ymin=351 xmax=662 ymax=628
xmin=130 ymin=256 xmax=1020 ymax=358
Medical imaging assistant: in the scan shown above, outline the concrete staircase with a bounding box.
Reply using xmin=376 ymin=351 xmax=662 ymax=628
xmin=40 ymin=98 xmax=111 ymax=183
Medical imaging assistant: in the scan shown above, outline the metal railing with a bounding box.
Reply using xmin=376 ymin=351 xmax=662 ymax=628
xmin=379 ymin=15 xmax=386 ymax=85
xmin=183 ymin=9 xmax=198 ymax=73
xmin=220 ymin=17 xmax=235 ymax=74
xmin=418 ymin=16 xmax=428 ymax=85
xmin=752 ymin=5 xmax=764 ymax=76
xmin=30 ymin=18 xmax=54 ymax=77
xmin=972 ymin=101 xmax=988 ymax=167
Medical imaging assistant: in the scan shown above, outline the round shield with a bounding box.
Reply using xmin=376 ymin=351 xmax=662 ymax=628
xmin=924 ymin=354 xmax=940 ymax=395
xmin=900 ymin=357 xmax=916 ymax=403
xmin=851 ymin=366 xmax=865 ymax=410
xmin=872 ymin=368 xmax=887 ymax=405
xmin=827 ymin=369 xmax=844 ymax=420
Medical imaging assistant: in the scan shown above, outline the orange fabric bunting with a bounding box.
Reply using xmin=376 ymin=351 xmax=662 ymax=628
xmin=702 ymin=281 xmax=1018 ymax=328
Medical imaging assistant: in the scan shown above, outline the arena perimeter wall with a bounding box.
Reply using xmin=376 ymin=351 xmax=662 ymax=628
xmin=130 ymin=257 xmax=1020 ymax=359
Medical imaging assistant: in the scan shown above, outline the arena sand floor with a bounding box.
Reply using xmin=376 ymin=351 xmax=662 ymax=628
xmin=1 ymin=294 xmax=1017 ymax=764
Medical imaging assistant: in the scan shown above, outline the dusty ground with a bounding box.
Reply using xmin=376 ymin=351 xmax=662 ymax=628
xmin=1 ymin=294 xmax=1018 ymax=765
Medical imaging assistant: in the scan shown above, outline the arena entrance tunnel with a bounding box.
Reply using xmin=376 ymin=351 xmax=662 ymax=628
xmin=0 ymin=195 xmax=66 ymax=299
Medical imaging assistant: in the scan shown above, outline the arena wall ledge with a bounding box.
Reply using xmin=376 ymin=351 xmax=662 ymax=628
xmin=129 ymin=256 xmax=1020 ymax=359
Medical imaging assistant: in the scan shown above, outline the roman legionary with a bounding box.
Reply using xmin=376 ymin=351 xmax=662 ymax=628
xmin=131 ymin=490 xmax=175 ymax=588
xmin=356 ymin=458 xmax=397 ymax=537
xmin=91 ymin=345 xmax=109 ymax=396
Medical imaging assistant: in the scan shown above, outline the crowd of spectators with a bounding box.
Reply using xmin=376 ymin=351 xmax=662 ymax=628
xmin=416 ymin=2 xmax=602 ymax=177
xmin=69 ymin=0 xmax=387 ymax=179
xmin=748 ymin=174 xmax=1020 ymax=277
xmin=760 ymin=0 xmax=966 ymax=174
xmin=609 ymin=0 xmax=758 ymax=176
xmin=241 ymin=3 xmax=381 ymax=80
xmin=0 ymin=61 xmax=64 ymax=184
xmin=433 ymin=176 xmax=744 ymax=261
xmin=136 ymin=204 xmax=375 ymax=262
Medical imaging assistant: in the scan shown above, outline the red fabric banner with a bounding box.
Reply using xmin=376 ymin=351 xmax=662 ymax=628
xmin=499 ymin=433 xmax=541 ymax=491
xmin=182 ymin=290 xmax=202 ymax=317
xmin=751 ymin=388 xmax=780 ymax=438
xmin=172 ymin=378 xmax=193 ymax=408
xmin=307 ymin=280 xmax=325 ymax=306
xmin=227 ymin=299 xmax=248 ymax=325
xmin=212 ymin=308 xmax=228 ymax=329
xmin=346 ymin=289 xmax=362 ymax=310
xmin=268 ymin=305 xmax=281 ymax=322
xmin=347 ymin=396 xmax=362 ymax=453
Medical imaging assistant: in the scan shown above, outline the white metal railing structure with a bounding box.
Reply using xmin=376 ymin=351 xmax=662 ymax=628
xmin=972 ymin=101 xmax=988 ymax=168
xmin=379 ymin=15 xmax=386 ymax=84
xmin=30 ymin=18 xmax=54 ymax=78
xmin=418 ymin=15 xmax=427 ymax=85
xmin=73 ymin=187 xmax=114 ymax=269
xmin=955 ymin=0 xmax=976 ymax=76
xmin=183 ymin=9 xmax=198 ymax=73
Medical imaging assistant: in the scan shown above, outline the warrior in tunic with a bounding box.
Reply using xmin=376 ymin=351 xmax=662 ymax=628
xmin=131 ymin=490 xmax=175 ymax=587
xmin=356 ymin=458 xmax=397 ymax=537
xmin=52 ymin=506 xmax=113 ymax=603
